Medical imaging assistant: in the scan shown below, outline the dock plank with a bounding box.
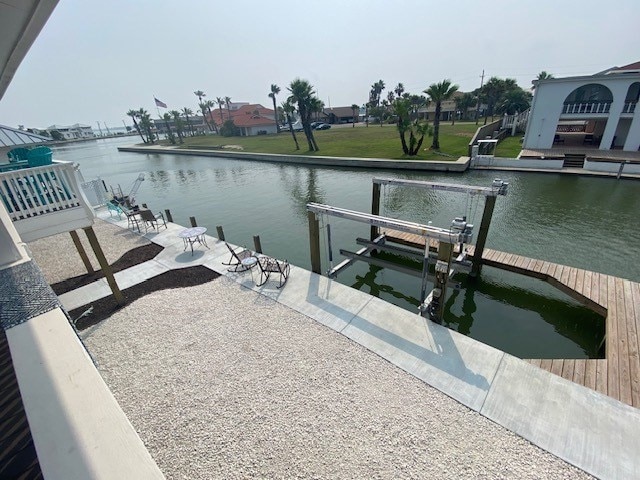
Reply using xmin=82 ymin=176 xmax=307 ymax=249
xmin=540 ymin=359 xmax=553 ymax=373
xmin=624 ymin=280 xmax=640 ymax=408
xmin=600 ymin=274 xmax=609 ymax=309
xmin=551 ymin=359 xmax=564 ymax=377
xmin=596 ymin=360 xmax=608 ymax=395
xmin=582 ymin=270 xmax=593 ymax=300
xmin=616 ymin=278 xmax=632 ymax=406
xmin=591 ymin=272 xmax=600 ymax=306
xmin=567 ymin=267 xmax=578 ymax=291
xmin=574 ymin=268 xmax=585 ymax=296
xmin=606 ymin=275 xmax=619 ymax=401
xmin=584 ymin=360 xmax=597 ymax=390
xmin=561 ymin=360 xmax=575 ymax=381
xmin=573 ymin=359 xmax=586 ymax=386
xmin=560 ymin=265 xmax=571 ymax=286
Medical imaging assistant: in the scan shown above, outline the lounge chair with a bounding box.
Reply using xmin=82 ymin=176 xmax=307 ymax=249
xmin=222 ymin=242 xmax=255 ymax=272
xmin=138 ymin=209 xmax=167 ymax=232
xmin=256 ymin=256 xmax=290 ymax=288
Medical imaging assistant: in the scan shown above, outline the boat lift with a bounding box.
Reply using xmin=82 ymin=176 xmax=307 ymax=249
xmin=110 ymin=173 xmax=145 ymax=208
xmin=306 ymin=178 xmax=508 ymax=323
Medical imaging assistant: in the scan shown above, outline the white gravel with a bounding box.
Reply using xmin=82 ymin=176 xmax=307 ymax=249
xmin=82 ymin=277 xmax=592 ymax=480
xmin=28 ymin=218 xmax=151 ymax=284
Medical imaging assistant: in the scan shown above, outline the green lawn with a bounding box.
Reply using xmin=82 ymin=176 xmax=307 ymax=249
xmin=176 ymin=122 xmax=481 ymax=161
xmin=495 ymin=135 xmax=523 ymax=158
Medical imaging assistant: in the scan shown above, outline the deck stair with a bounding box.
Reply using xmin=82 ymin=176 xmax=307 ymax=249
xmin=562 ymin=154 xmax=586 ymax=169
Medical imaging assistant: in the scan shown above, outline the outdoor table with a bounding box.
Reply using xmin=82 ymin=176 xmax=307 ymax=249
xmin=240 ymin=256 xmax=259 ymax=283
xmin=178 ymin=227 xmax=209 ymax=255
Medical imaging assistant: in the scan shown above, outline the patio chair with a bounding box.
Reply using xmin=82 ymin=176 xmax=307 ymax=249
xmin=107 ymin=201 xmax=123 ymax=219
xmin=119 ymin=204 xmax=141 ymax=232
xmin=256 ymin=255 xmax=290 ymax=288
xmin=138 ymin=208 xmax=167 ymax=232
xmin=222 ymin=242 xmax=255 ymax=272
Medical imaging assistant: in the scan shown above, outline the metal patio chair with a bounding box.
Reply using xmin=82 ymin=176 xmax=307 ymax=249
xmin=138 ymin=208 xmax=167 ymax=232
xmin=256 ymin=255 xmax=290 ymax=288
xmin=222 ymin=242 xmax=255 ymax=272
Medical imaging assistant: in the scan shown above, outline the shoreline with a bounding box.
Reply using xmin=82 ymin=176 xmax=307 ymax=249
xmin=118 ymin=144 xmax=640 ymax=179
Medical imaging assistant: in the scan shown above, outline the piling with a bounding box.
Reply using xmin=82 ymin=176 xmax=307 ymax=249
xmin=371 ymin=182 xmax=381 ymax=241
xmin=253 ymin=235 xmax=263 ymax=254
xmin=216 ymin=226 xmax=225 ymax=241
xmin=189 ymin=216 xmax=197 ymax=227
xmin=308 ymin=211 xmax=321 ymax=274
xmin=164 ymin=209 xmax=173 ymax=222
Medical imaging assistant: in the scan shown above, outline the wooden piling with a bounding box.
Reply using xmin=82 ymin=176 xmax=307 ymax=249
xmin=308 ymin=211 xmax=321 ymax=274
xmin=189 ymin=216 xmax=197 ymax=227
xmin=69 ymin=230 xmax=94 ymax=274
xmin=471 ymin=195 xmax=496 ymax=276
xmin=216 ymin=226 xmax=225 ymax=241
xmin=433 ymin=241 xmax=453 ymax=321
xmin=164 ymin=209 xmax=173 ymax=222
xmin=83 ymin=226 xmax=124 ymax=306
xmin=371 ymin=182 xmax=381 ymax=241
xmin=253 ymin=235 xmax=263 ymax=254
xmin=142 ymin=203 xmax=148 ymax=209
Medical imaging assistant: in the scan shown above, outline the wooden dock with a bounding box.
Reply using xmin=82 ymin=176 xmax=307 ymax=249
xmin=384 ymin=229 xmax=640 ymax=409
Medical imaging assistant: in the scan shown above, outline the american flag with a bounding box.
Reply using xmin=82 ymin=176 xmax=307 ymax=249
xmin=154 ymin=97 xmax=167 ymax=108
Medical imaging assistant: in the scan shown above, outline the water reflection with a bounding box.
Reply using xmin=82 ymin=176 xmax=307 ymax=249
xmin=278 ymin=166 xmax=326 ymax=220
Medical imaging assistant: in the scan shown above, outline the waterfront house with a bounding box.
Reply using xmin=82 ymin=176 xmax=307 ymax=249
xmin=522 ymin=62 xmax=640 ymax=152
xmin=46 ymin=123 xmax=95 ymax=140
xmin=208 ymin=103 xmax=278 ymax=136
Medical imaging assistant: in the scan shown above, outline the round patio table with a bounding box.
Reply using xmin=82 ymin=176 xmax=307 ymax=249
xmin=178 ymin=227 xmax=209 ymax=255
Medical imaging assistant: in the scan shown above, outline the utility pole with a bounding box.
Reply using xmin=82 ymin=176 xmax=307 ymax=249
xmin=475 ymin=69 xmax=485 ymax=125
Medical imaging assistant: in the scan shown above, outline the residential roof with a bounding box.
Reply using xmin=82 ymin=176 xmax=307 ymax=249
xmin=209 ymin=103 xmax=276 ymax=128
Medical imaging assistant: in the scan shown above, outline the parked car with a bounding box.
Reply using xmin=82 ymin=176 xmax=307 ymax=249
xmin=315 ymin=123 xmax=331 ymax=130
xmin=279 ymin=124 xmax=290 ymax=131
xmin=310 ymin=121 xmax=322 ymax=129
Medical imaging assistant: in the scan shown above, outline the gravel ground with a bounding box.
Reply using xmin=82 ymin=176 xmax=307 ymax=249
xmin=83 ymin=277 xmax=592 ymax=480
xmin=28 ymin=218 xmax=151 ymax=285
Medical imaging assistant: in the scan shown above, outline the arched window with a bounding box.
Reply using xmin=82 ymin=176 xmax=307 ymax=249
xmin=563 ymin=84 xmax=613 ymax=114
xmin=624 ymin=82 xmax=640 ymax=113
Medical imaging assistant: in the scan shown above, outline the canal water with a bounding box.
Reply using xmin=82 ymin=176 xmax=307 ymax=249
xmin=54 ymin=137 xmax=639 ymax=359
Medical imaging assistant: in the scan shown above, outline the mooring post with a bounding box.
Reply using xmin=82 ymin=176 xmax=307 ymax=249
xmin=371 ymin=182 xmax=381 ymax=242
xmin=308 ymin=211 xmax=321 ymax=274
xmin=617 ymin=161 xmax=626 ymax=180
xmin=69 ymin=230 xmax=94 ymax=274
xmin=142 ymin=203 xmax=148 ymax=209
xmin=164 ymin=209 xmax=173 ymax=222
xmin=83 ymin=226 xmax=125 ymax=306
xmin=189 ymin=216 xmax=197 ymax=227
xmin=471 ymin=195 xmax=496 ymax=276
xmin=433 ymin=241 xmax=453 ymax=322
xmin=216 ymin=226 xmax=225 ymax=241
xmin=253 ymin=235 xmax=262 ymax=254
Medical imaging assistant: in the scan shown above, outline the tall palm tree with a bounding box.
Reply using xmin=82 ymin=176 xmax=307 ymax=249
xmin=181 ymin=107 xmax=194 ymax=136
xmin=288 ymin=78 xmax=319 ymax=151
xmin=269 ymin=84 xmax=281 ymax=133
xmin=424 ymin=79 xmax=459 ymax=149
xmin=137 ymin=108 xmax=156 ymax=144
xmin=351 ymin=104 xmax=359 ymax=127
xmin=194 ymin=90 xmax=206 ymax=103
xmin=162 ymin=112 xmax=177 ymax=144
xmin=169 ymin=110 xmax=185 ymax=143
xmin=533 ymin=71 xmax=554 ymax=90
xmin=204 ymin=100 xmax=218 ymax=133
xmin=126 ymin=109 xmax=146 ymax=143
xmin=216 ymin=97 xmax=225 ymax=122
xmin=282 ymin=100 xmax=299 ymax=150
xmin=224 ymin=96 xmax=232 ymax=121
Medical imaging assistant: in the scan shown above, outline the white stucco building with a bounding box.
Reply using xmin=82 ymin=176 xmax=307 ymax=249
xmin=523 ymin=62 xmax=640 ymax=152
xmin=46 ymin=123 xmax=95 ymax=139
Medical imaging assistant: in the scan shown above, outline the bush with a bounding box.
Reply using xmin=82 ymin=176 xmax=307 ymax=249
xmin=220 ymin=120 xmax=240 ymax=137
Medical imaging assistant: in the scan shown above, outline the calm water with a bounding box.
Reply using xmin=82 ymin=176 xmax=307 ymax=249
xmin=54 ymin=137 xmax=640 ymax=359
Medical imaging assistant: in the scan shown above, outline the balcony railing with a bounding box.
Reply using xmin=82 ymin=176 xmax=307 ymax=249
xmin=0 ymin=161 xmax=94 ymax=242
xmin=622 ymin=102 xmax=637 ymax=114
xmin=562 ymin=102 xmax=611 ymax=115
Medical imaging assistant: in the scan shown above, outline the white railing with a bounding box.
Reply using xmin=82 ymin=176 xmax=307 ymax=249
xmin=501 ymin=109 xmax=530 ymax=135
xmin=0 ymin=162 xmax=81 ymax=221
xmin=622 ymin=102 xmax=637 ymax=114
xmin=562 ymin=102 xmax=611 ymax=114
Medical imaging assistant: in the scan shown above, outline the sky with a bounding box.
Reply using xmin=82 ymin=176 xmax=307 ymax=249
xmin=1 ymin=0 xmax=639 ymax=130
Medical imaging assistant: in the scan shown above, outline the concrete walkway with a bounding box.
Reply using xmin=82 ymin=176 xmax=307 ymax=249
xmin=67 ymin=210 xmax=640 ymax=479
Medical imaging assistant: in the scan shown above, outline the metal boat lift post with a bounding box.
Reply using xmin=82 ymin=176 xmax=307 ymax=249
xmin=371 ymin=177 xmax=508 ymax=276
xmin=306 ymin=203 xmax=472 ymax=321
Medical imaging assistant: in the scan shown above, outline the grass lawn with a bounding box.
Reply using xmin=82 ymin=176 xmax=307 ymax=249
xmin=495 ymin=135 xmax=523 ymax=158
xmin=176 ymin=122 xmax=481 ymax=161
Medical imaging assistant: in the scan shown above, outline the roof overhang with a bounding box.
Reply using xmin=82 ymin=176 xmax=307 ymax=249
xmin=0 ymin=0 xmax=59 ymax=101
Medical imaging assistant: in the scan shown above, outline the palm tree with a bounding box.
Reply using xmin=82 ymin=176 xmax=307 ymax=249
xmin=269 ymin=84 xmax=281 ymax=133
xmin=424 ymin=79 xmax=459 ymax=149
xmin=393 ymin=97 xmax=432 ymax=156
xmin=533 ymin=71 xmax=554 ymax=90
xmin=216 ymin=97 xmax=225 ymax=122
xmin=351 ymin=104 xmax=359 ymax=127
xmin=162 ymin=112 xmax=177 ymax=144
xmin=126 ymin=109 xmax=146 ymax=143
xmin=137 ymin=108 xmax=156 ymax=144
xmin=194 ymin=90 xmax=206 ymax=103
xmin=282 ymin=100 xmax=299 ymax=150
xmin=224 ymin=96 xmax=232 ymax=121
xmin=181 ymin=107 xmax=194 ymax=136
xmin=204 ymin=100 xmax=218 ymax=133
xmin=288 ymin=78 xmax=319 ymax=151
xmin=169 ymin=110 xmax=185 ymax=143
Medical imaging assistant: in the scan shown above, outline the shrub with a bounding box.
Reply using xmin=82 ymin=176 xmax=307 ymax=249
xmin=220 ymin=120 xmax=240 ymax=137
